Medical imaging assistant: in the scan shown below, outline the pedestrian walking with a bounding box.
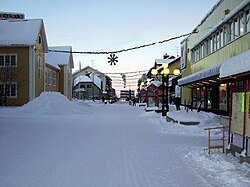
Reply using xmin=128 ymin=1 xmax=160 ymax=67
xmin=132 ymin=98 xmax=136 ymax=106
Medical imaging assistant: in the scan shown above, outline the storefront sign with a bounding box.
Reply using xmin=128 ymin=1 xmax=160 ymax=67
xmin=0 ymin=12 xmax=25 ymax=20
xmin=180 ymin=39 xmax=187 ymax=70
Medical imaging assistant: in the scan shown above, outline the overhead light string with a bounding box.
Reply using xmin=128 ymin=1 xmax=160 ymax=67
xmin=49 ymin=31 xmax=197 ymax=65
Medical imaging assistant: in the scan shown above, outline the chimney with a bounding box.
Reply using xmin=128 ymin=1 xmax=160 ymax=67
xmin=163 ymin=53 xmax=169 ymax=59
xmin=79 ymin=61 xmax=81 ymax=70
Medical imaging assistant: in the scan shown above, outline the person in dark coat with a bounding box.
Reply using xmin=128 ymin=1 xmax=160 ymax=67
xmin=132 ymin=97 xmax=136 ymax=106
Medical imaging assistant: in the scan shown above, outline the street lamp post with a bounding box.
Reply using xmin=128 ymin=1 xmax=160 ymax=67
xmin=151 ymin=64 xmax=180 ymax=116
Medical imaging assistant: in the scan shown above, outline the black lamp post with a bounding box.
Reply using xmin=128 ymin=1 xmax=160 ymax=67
xmin=151 ymin=64 xmax=180 ymax=116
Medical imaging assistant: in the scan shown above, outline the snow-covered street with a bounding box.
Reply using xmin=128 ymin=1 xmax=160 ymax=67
xmin=0 ymin=93 xmax=250 ymax=187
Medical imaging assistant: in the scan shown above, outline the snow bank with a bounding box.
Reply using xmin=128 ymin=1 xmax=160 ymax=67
xmin=167 ymin=110 xmax=221 ymax=126
xmin=19 ymin=92 xmax=88 ymax=115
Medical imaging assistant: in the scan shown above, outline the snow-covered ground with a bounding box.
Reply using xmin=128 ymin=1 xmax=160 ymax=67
xmin=0 ymin=92 xmax=249 ymax=187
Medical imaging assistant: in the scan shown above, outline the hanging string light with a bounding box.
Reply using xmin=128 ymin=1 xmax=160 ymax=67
xmin=48 ymin=31 xmax=197 ymax=65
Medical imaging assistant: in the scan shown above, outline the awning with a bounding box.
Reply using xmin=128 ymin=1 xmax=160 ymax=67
xmin=178 ymin=63 xmax=222 ymax=86
xmin=220 ymin=49 xmax=250 ymax=78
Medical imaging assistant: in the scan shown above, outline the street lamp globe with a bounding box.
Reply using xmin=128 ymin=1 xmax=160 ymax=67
xmin=161 ymin=68 xmax=170 ymax=76
xmin=151 ymin=69 xmax=158 ymax=76
xmin=173 ymin=69 xmax=181 ymax=76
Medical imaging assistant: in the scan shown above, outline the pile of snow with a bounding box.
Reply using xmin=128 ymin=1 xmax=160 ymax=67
xmin=167 ymin=110 xmax=221 ymax=126
xmin=19 ymin=92 xmax=88 ymax=115
xmin=139 ymin=108 xmax=228 ymax=137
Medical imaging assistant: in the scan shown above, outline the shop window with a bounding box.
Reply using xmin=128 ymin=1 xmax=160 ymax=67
xmin=192 ymin=88 xmax=204 ymax=109
xmin=207 ymin=87 xmax=212 ymax=109
xmin=219 ymin=84 xmax=227 ymax=111
xmin=235 ymin=80 xmax=245 ymax=92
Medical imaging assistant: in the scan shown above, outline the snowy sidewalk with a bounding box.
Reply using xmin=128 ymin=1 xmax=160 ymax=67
xmin=0 ymin=94 xmax=249 ymax=187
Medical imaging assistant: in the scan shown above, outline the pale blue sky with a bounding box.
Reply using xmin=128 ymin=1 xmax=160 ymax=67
xmin=1 ymin=0 xmax=218 ymax=90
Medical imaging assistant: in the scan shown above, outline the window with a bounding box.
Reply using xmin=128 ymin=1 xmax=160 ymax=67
xmin=5 ymin=84 xmax=10 ymax=96
xmin=5 ymin=55 xmax=10 ymax=66
xmin=0 ymin=84 xmax=4 ymax=96
xmin=235 ymin=80 xmax=245 ymax=92
xmin=48 ymin=70 xmax=52 ymax=85
xmin=239 ymin=14 xmax=244 ymax=35
xmin=216 ymin=32 xmax=220 ymax=49
xmin=38 ymin=56 xmax=42 ymax=79
xmin=87 ymin=85 xmax=92 ymax=88
xmin=219 ymin=84 xmax=227 ymax=111
xmin=10 ymin=84 xmax=16 ymax=97
xmin=210 ymin=37 xmax=213 ymax=53
xmin=0 ymin=54 xmax=17 ymax=67
xmin=200 ymin=44 xmax=204 ymax=59
xmin=0 ymin=55 xmax=4 ymax=66
xmin=52 ymin=71 xmax=56 ymax=86
xmin=234 ymin=18 xmax=239 ymax=38
xmin=39 ymin=35 xmax=42 ymax=44
xmin=223 ymin=26 xmax=228 ymax=45
xmin=45 ymin=68 xmax=48 ymax=85
xmin=220 ymin=29 xmax=224 ymax=47
xmin=230 ymin=21 xmax=234 ymax=41
xmin=213 ymin=35 xmax=217 ymax=51
xmin=247 ymin=9 xmax=250 ymax=32
xmin=80 ymin=85 xmax=85 ymax=88
xmin=0 ymin=83 xmax=17 ymax=97
xmin=11 ymin=55 xmax=16 ymax=66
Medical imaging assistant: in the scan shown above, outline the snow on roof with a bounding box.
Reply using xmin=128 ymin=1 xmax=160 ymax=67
xmin=45 ymin=46 xmax=72 ymax=69
xmin=220 ymin=50 xmax=250 ymax=78
xmin=155 ymin=58 xmax=175 ymax=65
xmin=74 ymin=74 xmax=102 ymax=89
xmin=178 ymin=63 xmax=222 ymax=86
xmin=191 ymin=0 xmax=250 ymax=49
xmin=0 ymin=19 xmax=48 ymax=51
xmin=147 ymin=81 xmax=162 ymax=88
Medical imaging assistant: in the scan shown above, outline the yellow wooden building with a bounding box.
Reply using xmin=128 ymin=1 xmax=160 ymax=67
xmin=0 ymin=18 xmax=48 ymax=106
xmin=179 ymin=0 xmax=250 ymax=115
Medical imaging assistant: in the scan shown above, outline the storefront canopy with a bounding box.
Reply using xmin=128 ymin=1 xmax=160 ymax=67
xmin=220 ymin=49 xmax=250 ymax=78
xmin=178 ymin=63 xmax=222 ymax=86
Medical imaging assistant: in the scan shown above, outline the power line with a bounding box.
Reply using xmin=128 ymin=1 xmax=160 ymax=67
xmin=48 ymin=31 xmax=196 ymax=55
xmin=105 ymin=70 xmax=148 ymax=74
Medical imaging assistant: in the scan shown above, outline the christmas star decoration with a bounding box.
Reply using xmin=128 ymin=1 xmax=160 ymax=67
xmin=107 ymin=54 xmax=118 ymax=65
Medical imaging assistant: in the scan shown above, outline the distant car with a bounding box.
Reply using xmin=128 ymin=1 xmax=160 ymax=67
xmin=120 ymin=98 xmax=126 ymax=102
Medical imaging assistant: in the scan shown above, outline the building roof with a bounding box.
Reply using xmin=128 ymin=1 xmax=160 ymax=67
xmin=178 ymin=63 xmax=222 ymax=86
xmin=0 ymin=19 xmax=48 ymax=52
xmin=45 ymin=46 xmax=73 ymax=69
xmin=74 ymin=75 xmax=102 ymax=89
xmin=155 ymin=57 xmax=176 ymax=65
xmin=147 ymin=81 xmax=162 ymax=88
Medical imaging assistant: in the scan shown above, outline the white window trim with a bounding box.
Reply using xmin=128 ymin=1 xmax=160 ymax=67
xmin=0 ymin=53 xmax=17 ymax=67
